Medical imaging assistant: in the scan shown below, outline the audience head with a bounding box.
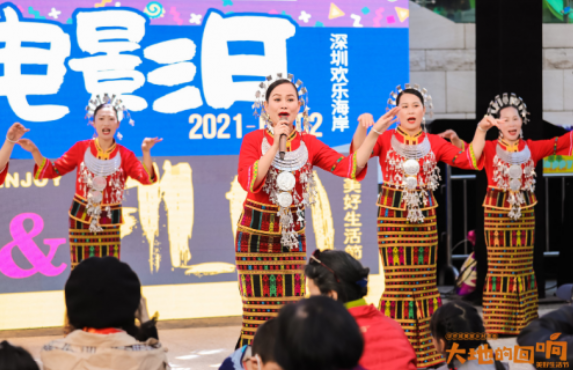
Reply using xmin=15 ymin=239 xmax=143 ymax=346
xmin=246 ymin=319 xmax=281 ymax=370
xmin=274 ymin=296 xmax=364 ymax=370
xmin=430 ymin=301 xmax=505 ymax=370
xmin=65 ymin=257 xmax=156 ymax=341
xmin=0 ymin=341 xmax=39 ymax=370
xmin=305 ymin=249 xmax=369 ymax=303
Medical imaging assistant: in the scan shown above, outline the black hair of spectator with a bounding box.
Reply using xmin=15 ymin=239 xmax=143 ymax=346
xmin=0 ymin=341 xmax=40 ymax=370
xmin=430 ymin=301 xmax=505 ymax=370
xmin=252 ymin=318 xmax=279 ymax=364
xmin=305 ymin=250 xmax=369 ymax=303
xmin=274 ymin=296 xmax=364 ymax=370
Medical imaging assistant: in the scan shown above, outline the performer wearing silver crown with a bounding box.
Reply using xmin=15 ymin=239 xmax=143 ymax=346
xmin=440 ymin=92 xmax=573 ymax=336
xmin=18 ymin=94 xmax=162 ymax=269
xmin=235 ymin=74 xmax=381 ymax=346
xmin=352 ymin=85 xmax=495 ymax=368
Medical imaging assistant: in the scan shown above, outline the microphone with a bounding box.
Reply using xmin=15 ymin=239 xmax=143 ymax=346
xmin=278 ymin=116 xmax=289 ymax=160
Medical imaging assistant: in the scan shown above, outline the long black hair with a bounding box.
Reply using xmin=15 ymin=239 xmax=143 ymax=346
xmin=396 ymin=88 xmax=425 ymax=106
xmin=0 ymin=341 xmax=39 ymax=370
xmin=265 ymin=79 xmax=299 ymax=102
xmin=430 ymin=301 xmax=505 ymax=370
xmin=305 ymin=250 xmax=369 ymax=303
xmin=274 ymin=296 xmax=364 ymax=370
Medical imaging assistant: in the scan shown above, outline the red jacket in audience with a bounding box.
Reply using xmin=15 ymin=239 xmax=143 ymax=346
xmin=346 ymin=299 xmax=417 ymax=370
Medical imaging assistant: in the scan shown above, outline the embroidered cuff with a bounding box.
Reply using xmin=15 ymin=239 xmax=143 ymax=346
xmin=143 ymin=163 xmax=157 ymax=183
xmin=461 ymin=141 xmax=466 ymax=151
xmin=350 ymin=154 xmax=358 ymax=180
xmin=35 ymin=157 xmax=47 ymax=179
xmin=468 ymin=143 xmax=478 ymax=170
xmin=553 ymin=137 xmax=559 ymax=156
xmin=250 ymin=160 xmax=259 ymax=192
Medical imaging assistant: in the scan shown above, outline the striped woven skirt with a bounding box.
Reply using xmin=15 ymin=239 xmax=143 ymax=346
xmin=378 ymin=204 xmax=443 ymax=368
xmin=235 ymin=199 xmax=306 ymax=346
xmin=69 ymin=218 xmax=121 ymax=269
xmin=483 ymin=206 xmax=538 ymax=335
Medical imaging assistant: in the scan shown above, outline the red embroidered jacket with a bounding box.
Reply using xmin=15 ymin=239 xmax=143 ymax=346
xmin=34 ymin=139 xmax=156 ymax=226
xmin=352 ymin=127 xmax=482 ymax=211
xmin=238 ymin=129 xmax=366 ymax=205
xmin=347 ymin=300 xmax=418 ymax=370
xmin=0 ymin=163 xmax=7 ymax=185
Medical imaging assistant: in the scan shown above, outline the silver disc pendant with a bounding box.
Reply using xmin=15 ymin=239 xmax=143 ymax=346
xmin=510 ymin=178 xmax=521 ymax=192
xmin=404 ymin=176 xmax=418 ymax=190
xmin=403 ymin=159 xmax=420 ymax=176
xmin=277 ymin=192 xmax=293 ymax=207
xmin=277 ymin=171 xmax=296 ymax=192
xmin=508 ymin=164 xmax=522 ymax=179
xmin=88 ymin=190 xmax=103 ymax=203
xmin=92 ymin=176 xmax=107 ymax=192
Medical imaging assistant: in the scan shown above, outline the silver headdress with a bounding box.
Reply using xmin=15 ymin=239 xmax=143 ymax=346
xmin=252 ymin=73 xmax=311 ymax=133
xmin=85 ymin=94 xmax=134 ymax=140
xmin=387 ymin=83 xmax=434 ymax=121
xmin=486 ymin=93 xmax=529 ymax=124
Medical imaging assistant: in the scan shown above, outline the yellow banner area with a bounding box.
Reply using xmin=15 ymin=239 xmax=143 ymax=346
xmin=543 ymin=155 xmax=573 ymax=175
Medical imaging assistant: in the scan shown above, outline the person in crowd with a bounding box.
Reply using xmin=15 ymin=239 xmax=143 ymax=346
xmin=274 ymin=295 xmax=365 ymax=370
xmin=517 ymin=304 xmax=573 ymax=369
xmin=430 ymin=301 xmax=508 ymax=370
xmin=0 ymin=341 xmax=40 ymax=370
xmin=305 ymin=249 xmax=417 ymax=370
xmin=40 ymin=257 xmax=168 ymax=370
xmin=0 ymin=122 xmax=30 ymax=185
xmin=220 ymin=319 xmax=282 ymax=370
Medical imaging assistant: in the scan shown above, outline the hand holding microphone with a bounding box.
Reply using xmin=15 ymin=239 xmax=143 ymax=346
xmin=278 ymin=115 xmax=290 ymax=160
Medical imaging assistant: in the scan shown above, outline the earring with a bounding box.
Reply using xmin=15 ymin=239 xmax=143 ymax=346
xmin=499 ymin=131 xmax=504 ymax=139
xmin=520 ymin=129 xmax=524 ymax=139
xmin=422 ymin=116 xmax=427 ymax=132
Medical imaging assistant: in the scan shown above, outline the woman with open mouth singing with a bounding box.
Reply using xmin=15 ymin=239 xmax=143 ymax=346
xmin=234 ymin=73 xmax=382 ymax=346
xmin=440 ymin=93 xmax=573 ymax=337
xmin=17 ymin=94 xmax=161 ymax=269
xmin=352 ymin=84 xmax=494 ymax=368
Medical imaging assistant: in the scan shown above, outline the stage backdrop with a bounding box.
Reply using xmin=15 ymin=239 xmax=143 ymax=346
xmin=0 ymin=0 xmax=409 ymax=330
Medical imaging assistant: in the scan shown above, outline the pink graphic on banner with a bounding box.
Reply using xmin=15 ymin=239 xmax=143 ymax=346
xmin=0 ymin=213 xmax=67 ymax=279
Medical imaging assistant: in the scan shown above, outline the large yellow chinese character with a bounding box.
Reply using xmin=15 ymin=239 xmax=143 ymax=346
xmin=344 ymin=211 xmax=362 ymax=227
xmin=515 ymin=346 xmax=535 ymax=364
xmin=343 ymin=193 xmax=361 ymax=210
xmin=344 ymin=228 xmax=362 ymax=244
xmin=343 ymin=178 xmax=362 ymax=193
xmin=345 ymin=245 xmax=363 ymax=260
xmin=468 ymin=344 xmax=493 ymax=365
xmin=446 ymin=342 xmax=467 ymax=365
xmin=546 ymin=333 xmax=568 ymax=361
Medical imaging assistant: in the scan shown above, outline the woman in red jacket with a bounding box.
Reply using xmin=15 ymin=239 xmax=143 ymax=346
xmin=17 ymin=95 xmax=161 ymax=269
xmin=234 ymin=74 xmax=393 ymax=346
xmin=0 ymin=122 xmax=30 ymax=185
xmin=305 ymin=249 xmax=417 ymax=370
xmin=439 ymin=93 xmax=573 ymax=336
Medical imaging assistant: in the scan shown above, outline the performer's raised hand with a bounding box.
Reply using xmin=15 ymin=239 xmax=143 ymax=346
xmin=358 ymin=113 xmax=375 ymax=129
xmin=373 ymin=107 xmax=401 ymax=134
xmin=438 ymin=129 xmax=464 ymax=150
xmin=16 ymin=138 xmax=38 ymax=153
xmin=142 ymin=137 xmax=162 ymax=153
xmin=7 ymin=122 xmax=30 ymax=142
xmin=478 ymin=115 xmax=501 ymax=132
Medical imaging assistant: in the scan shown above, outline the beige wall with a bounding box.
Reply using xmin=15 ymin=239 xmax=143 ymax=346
xmin=410 ymin=2 xmax=571 ymax=128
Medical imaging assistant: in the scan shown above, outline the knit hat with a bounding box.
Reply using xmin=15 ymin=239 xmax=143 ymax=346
xmin=65 ymin=257 xmax=141 ymax=329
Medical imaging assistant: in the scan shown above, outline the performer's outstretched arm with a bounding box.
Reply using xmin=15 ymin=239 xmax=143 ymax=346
xmin=355 ymin=107 xmax=400 ymax=169
xmin=0 ymin=122 xmax=29 ymax=171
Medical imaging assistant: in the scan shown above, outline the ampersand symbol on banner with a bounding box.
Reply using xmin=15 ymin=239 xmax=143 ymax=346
xmin=0 ymin=213 xmax=67 ymax=278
